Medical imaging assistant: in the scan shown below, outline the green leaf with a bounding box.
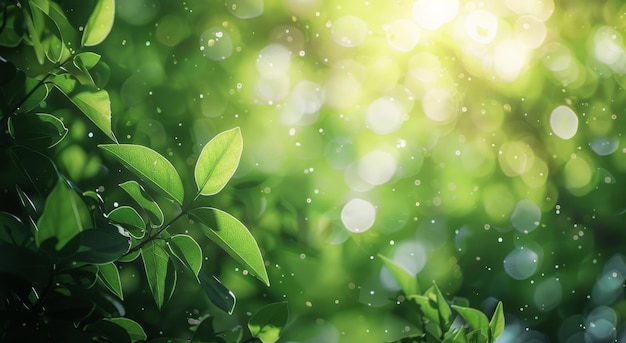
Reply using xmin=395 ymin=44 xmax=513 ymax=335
xmin=8 ymin=112 xmax=68 ymax=149
xmin=488 ymin=301 xmax=505 ymax=340
xmin=168 ymin=234 xmax=202 ymax=277
xmin=452 ymin=305 xmax=490 ymax=338
xmin=100 ymin=144 xmax=184 ymax=204
xmin=85 ymin=319 xmax=132 ymax=343
xmin=71 ymin=223 xmax=131 ymax=264
xmin=189 ymin=207 xmax=269 ymax=286
xmin=98 ymin=262 xmax=123 ymax=300
xmin=199 ymin=269 xmax=236 ymax=314
xmin=9 ymin=146 xmax=58 ymax=196
xmin=142 ymin=240 xmax=176 ymax=310
xmin=379 ymin=254 xmax=420 ymax=296
xmin=433 ymin=283 xmax=453 ymax=331
xmin=195 ymin=127 xmax=243 ymax=196
xmin=248 ymin=301 xmax=289 ymax=343
xmin=22 ymin=5 xmax=45 ymax=64
xmin=36 ymin=178 xmax=91 ymax=250
xmin=409 ymin=294 xmax=440 ymax=326
xmin=71 ymin=52 xmax=101 ymax=85
xmin=108 ymin=206 xmax=146 ymax=238
xmin=0 ymin=6 xmax=24 ymax=48
xmin=119 ymin=181 xmax=164 ymax=228
xmin=191 ymin=317 xmax=226 ymax=343
xmin=443 ymin=327 xmax=468 ymax=343
xmin=107 ymin=318 xmax=147 ymax=343
xmin=18 ymin=77 xmax=50 ymax=114
xmin=71 ymin=89 xmax=114 ymax=141
xmin=82 ymin=0 xmax=115 ymax=46
xmin=149 ymin=339 xmax=188 ymax=343
xmin=0 ymin=212 xmax=29 ymax=246
xmin=119 ymin=249 xmax=140 ymax=263
xmin=466 ymin=330 xmax=488 ymax=343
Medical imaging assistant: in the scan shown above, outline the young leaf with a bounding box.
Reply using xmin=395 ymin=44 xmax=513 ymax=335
xmin=168 ymin=234 xmax=202 ymax=277
xmin=195 ymin=127 xmax=243 ymax=196
xmin=119 ymin=181 xmax=164 ymax=228
xmin=248 ymin=301 xmax=289 ymax=343
xmin=98 ymin=262 xmax=123 ymax=300
xmin=8 ymin=112 xmax=68 ymax=148
xmin=199 ymin=270 xmax=236 ymax=314
xmin=488 ymin=301 xmax=504 ymax=340
xmin=108 ymin=205 xmax=146 ymax=238
xmin=36 ymin=178 xmax=91 ymax=250
xmin=378 ymin=254 xmax=420 ymax=296
xmin=433 ymin=283 xmax=453 ymax=331
xmin=451 ymin=305 xmax=490 ymax=338
xmin=189 ymin=207 xmax=269 ymax=286
xmin=142 ymin=240 xmax=175 ymax=310
xmin=107 ymin=318 xmax=147 ymax=343
xmin=100 ymin=144 xmax=184 ymax=205
xmin=81 ymin=0 xmax=115 ymax=46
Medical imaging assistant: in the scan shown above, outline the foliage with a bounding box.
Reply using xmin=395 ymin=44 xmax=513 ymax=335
xmin=0 ymin=1 xmax=285 ymax=342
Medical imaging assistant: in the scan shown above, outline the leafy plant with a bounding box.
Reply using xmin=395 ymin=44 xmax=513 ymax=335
xmin=380 ymin=255 xmax=505 ymax=343
xmin=0 ymin=1 xmax=286 ymax=341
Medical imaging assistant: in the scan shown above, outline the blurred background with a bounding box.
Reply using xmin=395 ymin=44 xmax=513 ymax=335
xmin=33 ymin=0 xmax=626 ymax=342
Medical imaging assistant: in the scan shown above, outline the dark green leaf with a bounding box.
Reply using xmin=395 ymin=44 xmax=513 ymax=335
xmin=16 ymin=186 xmax=39 ymax=234
xmin=189 ymin=207 xmax=269 ymax=286
xmin=168 ymin=234 xmax=203 ymax=277
xmin=0 ymin=212 xmax=29 ymax=246
xmin=0 ymin=6 xmax=24 ymax=48
xmin=36 ymin=178 xmax=91 ymax=250
xmin=488 ymin=301 xmax=504 ymax=340
xmin=195 ymin=127 xmax=243 ymax=196
xmin=8 ymin=112 xmax=68 ymax=148
xmin=452 ymin=305 xmax=490 ymax=338
xmin=379 ymin=253 xmax=420 ymax=296
xmin=248 ymin=301 xmax=289 ymax=343
xmin=100 ymin=144 xmax=184 ymax=204
xmin=85 ymin=319 xmax=132 ymax=343
xmin=82 ymin=0 xmax=115 ymax=46
xmin=98 ymin=262 xmax=123 ymax=300
xmin=0 ymin=241 xmax=50 ymax=282
xmin=45 ymin=288 xmax=94 ymax=322
xmin=191 ymin=316 xmax=226 ymax=343
xmin=118 ymin=181 xmax=164 ymax=228
xmin=142 ymin=240 xmax=176 ymax=310
xmin=108 ymin=205 xmax=146 ymax=238
xmin=18 ymin=77 xmax=50 ymax=114
xmin=149 ymin=339 xmax=188 ymax=343
xmin=71 ymin=222 xmax=131 ymax=264
xmin=107 ymin=318 xmax=147 ymax=343
xmin=199 ymin=269 xmax=236 ymax=314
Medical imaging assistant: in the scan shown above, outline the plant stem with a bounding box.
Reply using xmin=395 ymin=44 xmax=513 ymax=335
xmin=126 ymin=207 xmax=188 ymax=255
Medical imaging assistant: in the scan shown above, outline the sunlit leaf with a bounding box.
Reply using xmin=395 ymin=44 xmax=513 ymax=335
xmin=488 ymin=301 xmax=505 ymax=340
xmin=199 ymin=269 xmax=236 ymax=314
xmin=248 ymin=301 xmax=289 ymax=343
xmin=22 ymin=4 xmax=45 ymax=64
xmin=452 ymin=305 xmax=490 ymax=338
xmin=107 ymin=318 xmax=147 ymax=343
xmin=98 ymin=262 xmax=123 ymax=300
xmin=82 ymin=0 xmax=115 ymax=46
xmin=100 ymin=144 xmax=184 ymax=204
xmin=195 ymin=127 xmax=243 ymax=196
xmin=36 ymin=178 xmax=91 ymax=250
xmin=409 ymin=294 xmax=440 ymax=327
xmin=8 ymin=113 xmax=68 ymax=149
xmin=119 ymin=181 xmax=164 ymax=228
xmin=142 ymin=240 xmax=176 ymax=310
xmin=443 ymin=327 xmax=467 ymax=343
xmin=168 ymin=234 xmax=202 ymax=277
xmin=71 ymin=52 xmax=101 ymax=85
xmin=108 ymin=206 xmax=146 ymax=239
xmin=433 ymin=283 xmax=453 ymax=331
xmin=189 ymin=207 xmax=269 ymax=286
xmin=378 ymin=254 xmax=420 ymax=296
xmin=71 ymin=89 xmax=114 ymax=141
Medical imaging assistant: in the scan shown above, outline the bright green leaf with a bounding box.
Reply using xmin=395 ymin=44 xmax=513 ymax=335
xmin=452 ymin=305 xmax=490 ymax=338
xmin=378 ymin=254 xmax=420 ymax=296
xmin=8 ymin=113 xmax=68 ymax=149
xmin=98 ymin=262 xmax=123 ymax=300
xmin=433 ymin=283 xmax=453 ymax=331
xmin=119 ymin=181 xmax=164 ymax=228
xmin=22 ymin=6 xmax=45 ymax=64
xmin=409 ymin=294 xmax=440 ymax=326
xmin=199 ymin=269 xmax=236 ymax=314
xmin=168 ymin=234 xmax=202 ymax=277
xmin=36 ymin=178 xmax=91 ymax=250
xmin=248 ymin=301 xmax=289 ymax=343
xmin=71 ymin=52 xmax=101 ymax=85
xmin=108 ymin=206 xmax=146 ymax=239
xmin=189 ymin=207 xmax=269 ymax=286
xmin=488 ymin=301 xmax=505 ymax=340
xmin=107 ymin=318 xmax=147 ymax=343
xmin=443 ymin=327 xmax=468 ymax=343
xmin=195 ymin=127 xmax=243 ymax=196
xmin=100 ymin=144 xmax=184 ymax=204
xmin=81 ymin=0 xmax=115 ymax=46
xmin=142 ymin=240 xmax=176 ymax=310
xmin=71 ymin=89 xmax=114 ymax=141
